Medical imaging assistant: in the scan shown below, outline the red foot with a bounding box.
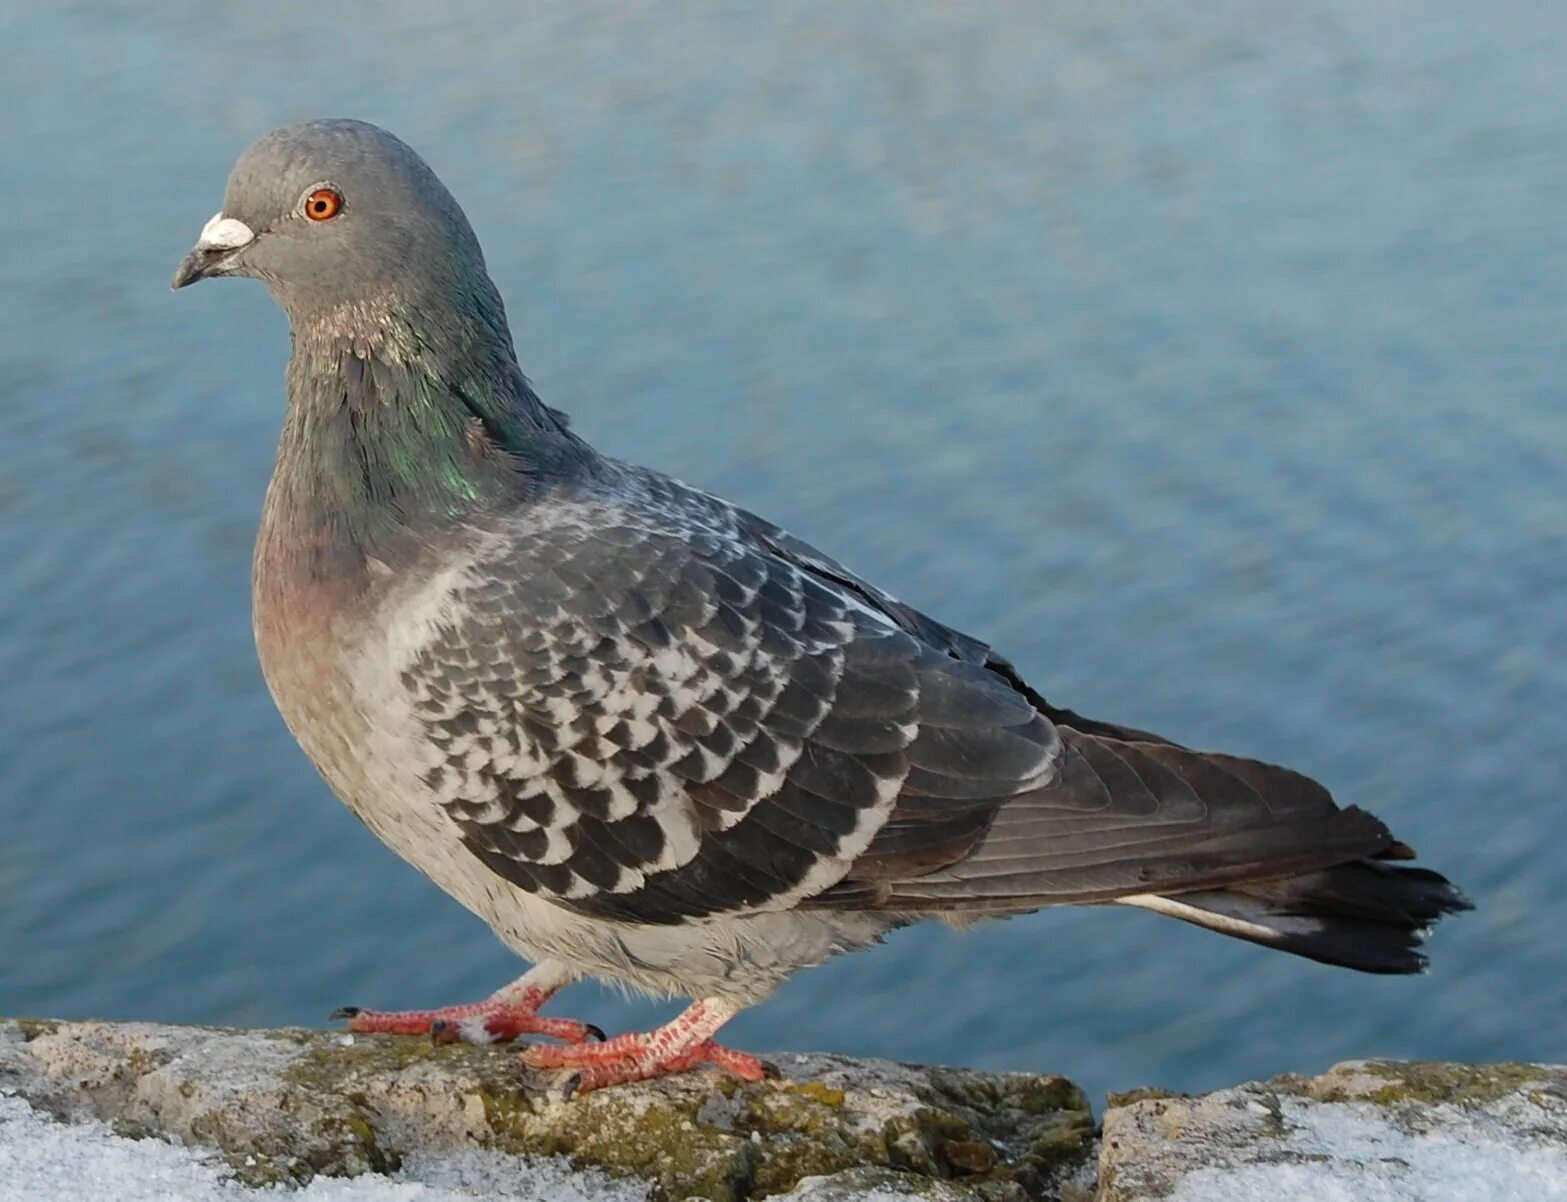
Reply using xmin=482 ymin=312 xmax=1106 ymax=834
xmin=331 ymin=1001 xmax=604 ymax=1047
xmin=521 ymin=1034 xmax=774 ymax=1094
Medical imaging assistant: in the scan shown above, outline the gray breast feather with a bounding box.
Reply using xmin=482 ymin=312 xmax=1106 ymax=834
xmin=400 ymin=481 xmax=1061 ymax=924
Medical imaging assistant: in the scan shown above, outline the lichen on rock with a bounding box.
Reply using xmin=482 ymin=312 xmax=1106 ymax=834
xmin=0 ymin=1019 xmax=1093 ymax=1201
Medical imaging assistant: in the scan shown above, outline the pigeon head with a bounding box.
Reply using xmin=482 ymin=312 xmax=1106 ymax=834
xmin=172 ymin=119 xmax=495 ymax=326
xmin=173 ymin=120 xmax=574 ymax=574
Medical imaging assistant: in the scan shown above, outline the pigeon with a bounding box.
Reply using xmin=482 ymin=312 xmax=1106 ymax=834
xmin=173 ymin=119 xmax=1469 ymax=1094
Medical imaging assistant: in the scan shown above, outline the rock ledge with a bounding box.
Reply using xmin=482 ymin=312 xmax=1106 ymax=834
xmin=2 ymin=1020 xmax=1561 ymax=1201
xmin=0 ymin=1019 xmax=1092 ymax=1201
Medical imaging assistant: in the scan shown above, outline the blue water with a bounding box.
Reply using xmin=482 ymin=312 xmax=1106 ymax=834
xmin=2 ymin=2 xmax=1564 ymax=1107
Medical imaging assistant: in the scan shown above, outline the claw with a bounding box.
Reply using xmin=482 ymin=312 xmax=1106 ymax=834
xmin=759 ymin=1059 xmax=782 ymax=1081
xmin=329 ymin=1006 xmax=361 ymax=1021
xmin=519 ymin=1042 xmax=634 ymax=1071
xmin=335 ymin=1000 xmax=600 ymax=1046
xmin=519 ymin=1033 xmax=765 ymax=1094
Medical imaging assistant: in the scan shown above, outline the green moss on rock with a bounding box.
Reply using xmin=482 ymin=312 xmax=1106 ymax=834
xmin=1105 ymin=1086 xmax=1183 ymax=1109
xmin=943 ymin=1138 xmax=999 ymax=1173
xmin=1355 ymin=1062 xmax=1551 ymax=1108
xmin=884 ymin=1107 xmax=975 ymax=1175
xmin=1265 ymin=1060 xmax=1561 ymax=1111
xmin=473 ymin=1073 xmax=781 ymax=1202
xmin=1021 ymin=1109 xmax=1096 ymax=1173
xmin=785 ymin=1082 xmax=846 ymax=1108
xmin=281 ymin=1032 xmax=467 ymax=1092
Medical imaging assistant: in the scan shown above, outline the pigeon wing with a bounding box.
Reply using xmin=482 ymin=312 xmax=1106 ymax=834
xmin=735 ymin=507 xmax=1409 ymax=913
xmin=404 ymin=490 xmax=1061 ymax=924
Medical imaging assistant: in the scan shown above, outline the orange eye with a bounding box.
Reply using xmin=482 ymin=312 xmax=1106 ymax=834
xmin=304 ymin=188 xmax=342 ymax=221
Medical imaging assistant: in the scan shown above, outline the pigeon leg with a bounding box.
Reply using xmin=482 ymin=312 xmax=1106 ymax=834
xmin=520 ymin=997 xmax=771 ymax=1094
xmin=331 ymin=960 xmax=603 ymax=1046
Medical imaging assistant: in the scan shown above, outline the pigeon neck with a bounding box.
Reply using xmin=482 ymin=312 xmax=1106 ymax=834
xmin=263 ymin=304 xmax=563 ymax=583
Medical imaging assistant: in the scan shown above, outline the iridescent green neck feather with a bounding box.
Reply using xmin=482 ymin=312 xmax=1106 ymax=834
xmin=266 ymin=292 xmax=580 ymax=581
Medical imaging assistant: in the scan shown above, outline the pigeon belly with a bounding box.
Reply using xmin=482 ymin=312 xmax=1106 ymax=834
xmin=260 ymin=541 xmax=894 ymax=1004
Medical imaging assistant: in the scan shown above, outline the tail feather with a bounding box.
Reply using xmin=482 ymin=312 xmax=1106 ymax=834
xmin=1119 ymin=860 xmax=1472 ymax=974
xmin=817 ymin=722 xmax=1470 ymax=973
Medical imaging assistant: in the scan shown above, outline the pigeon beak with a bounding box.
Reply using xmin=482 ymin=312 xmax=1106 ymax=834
xmin=171 ymin=213 xmax=256 ymax=290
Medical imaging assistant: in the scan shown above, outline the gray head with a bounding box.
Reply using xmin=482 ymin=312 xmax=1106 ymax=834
xmin=172 ymin=119 xmax=496 ymax=324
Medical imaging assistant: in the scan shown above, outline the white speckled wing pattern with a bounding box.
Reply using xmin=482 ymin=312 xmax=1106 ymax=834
xmin=399 ymin=471 xmax=1061 ymax=925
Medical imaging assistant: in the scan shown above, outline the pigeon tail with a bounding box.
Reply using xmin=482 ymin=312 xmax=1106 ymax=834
xmin=1117 ymin=860 xmax=1472 ymax=974
xmin=818 ymin=725 xmax=1468 ymax=974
